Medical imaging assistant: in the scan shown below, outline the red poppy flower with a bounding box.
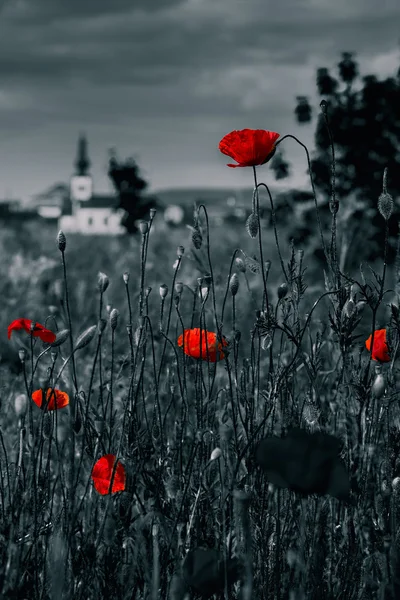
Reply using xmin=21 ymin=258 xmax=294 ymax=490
xmin=32 ymin=388 xmax=70 ymax=410
xmin=365 ymin=328 xmax=390 ymax=362
xmin=177 ymin=328 xmax=229 ymax=362
xmin=7 ymin=318 xmax=56 ymax=344
xmin=218 ymin=129 xmax=280 ymax=168
xmin=91 ymin=454 xmax=126 ymax=495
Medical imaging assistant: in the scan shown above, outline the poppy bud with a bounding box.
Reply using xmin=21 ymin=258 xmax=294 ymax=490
xmin=175 ymin=282 xmax=183 ymax=294
xmin=210 ymin=447 xmax=222 ymax=461
xmin=356 ymin=301 xmax=366 ymax=315
xmin=150 ymin=207 xmax=157 ymax=219
xmin=378 ymin=192 xmax=394 ymax=221
xmin=103 ymin=512 xmax=116 ymax=546
xmin=42 ymin=413 xmax=53 ymax=439
xmin=177 ymin=245 xmax=185 ymax=258
xmin=15 ymin=393 xmax=28 ymax=417
xmin=57 ymin=230 xmax=66 ymax=252
xmin=110 ymin=308 xmax=119 ymax=330
xmin=261 ymin=333 xmax=272 ymax=350
xmin=50 ymin=329 xmax=69 ymax=347
xmin=139 ymin=221 xmax=149 ymax=234
xmin=160 ymin=284 xmax=168 ymax=299
xmin=246 ymin=212 xmax=259 ymax=238
xmin=200 ymin=287 xmax=209 ymax=301
xmin=97 ymin=318 xmax=107 ymax=335
xmin=235 ymin=257 xmax=246 ymax=272
xmin=277 ymin=283 xmax=289 ymax=300
xmin=229 ymin=273 xmax=239 ymax=296
xmin=372 ymin=366 xmax=385 ymax=399
xmin=343 ymin=298 xmax=356 ymax=319
xmin=75 ymin=325 xmax=97 ymax=350
xmin=97 ymin=272 xmax=109 ymax=293
xmin=192 ymin=227 xmax=203 ymax=249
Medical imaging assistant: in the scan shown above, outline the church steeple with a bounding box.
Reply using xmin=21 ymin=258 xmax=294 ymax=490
xmin=75 ymin=134 xmax=90 ymax=176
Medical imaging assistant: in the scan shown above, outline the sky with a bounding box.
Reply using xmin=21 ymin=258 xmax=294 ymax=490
xmin=0 ymin=0 xmax=399 ymax=203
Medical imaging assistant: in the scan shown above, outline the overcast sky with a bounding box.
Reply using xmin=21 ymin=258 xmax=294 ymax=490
xmin=0 ymin=0 xmax=399 ymax=202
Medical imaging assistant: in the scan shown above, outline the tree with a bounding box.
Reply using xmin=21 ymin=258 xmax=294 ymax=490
xmin=282 ymin=51 xmax=400 ymax=266
xmin=108 ymin=150 xmax=159 ymax=234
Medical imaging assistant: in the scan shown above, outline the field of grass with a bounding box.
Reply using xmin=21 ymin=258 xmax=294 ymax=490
xmin=1 ymin=178 xmax=400 ymax=599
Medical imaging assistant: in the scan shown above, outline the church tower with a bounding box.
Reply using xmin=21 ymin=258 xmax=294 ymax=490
xmin=70 ymin=134 xmax=93 ymax=212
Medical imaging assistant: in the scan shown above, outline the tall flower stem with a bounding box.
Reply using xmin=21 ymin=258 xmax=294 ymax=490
xmin=252 ymin=167 xmax=270 ymax=314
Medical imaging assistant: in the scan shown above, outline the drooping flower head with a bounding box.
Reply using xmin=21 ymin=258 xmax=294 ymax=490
xmin=91 ymin=454 xmax=126 ymax=495
xmin=8 ymin=318 xmax=56 ymax=344
xmin=254 ymin=428 xmax=351 ymax=501
xmin=32 ymin=388 xmax=70 ymax=411
xmin=177 ymin=328 xmax=229 ymax=362
xmin=365 ymin=328 xmax=390 ymax=362
xmin=218 ymin=129 xmax=280 ymax=168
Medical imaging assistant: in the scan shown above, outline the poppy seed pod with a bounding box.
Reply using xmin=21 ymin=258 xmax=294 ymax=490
xmin=139 ymin=221 xmax=149 ymax=234
xmin=150 ymin=207 xmax=157 ymax=219
xmin=19 ymin=349 xmax=26 ymax=363
xmin=177 ymin=245 xmax=185 ymax=258
xmin=229 ymin=273 xmax=239 ymax=296
xmin=123 ymin=271 xmax=129 ymax=284
xmin=159 ymin=284 xmax=168 ymax=299
xmin=175 ymin=281 xmax=184 ymax=294
xmin=57 ymin=230 xmax=66 ymax=252
xmin=145 ymin=286 xmax=152 ymax=298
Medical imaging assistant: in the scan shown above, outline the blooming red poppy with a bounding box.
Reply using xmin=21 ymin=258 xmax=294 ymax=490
xmin=7 ymin=318 xmax=56 ymax=344
xmin=177 ymin=328 xmax=229 ymax=362
xmin=365 ymin=328 xmax=390 ymax=362
xmin=91 ymin=454 xmax=126 ymax=495
xmin=218 ymin=129 xmax=280 ymax=168
xmin=32 ymin=388 xmax=70 ymax=410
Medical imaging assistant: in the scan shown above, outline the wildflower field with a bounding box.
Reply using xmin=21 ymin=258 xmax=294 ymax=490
xmin=1 ymin=125 xmax=400 ymax=600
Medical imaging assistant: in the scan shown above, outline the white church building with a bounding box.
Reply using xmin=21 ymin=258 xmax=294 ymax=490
xmin=53 ymin=135 xmax=125 ymax=235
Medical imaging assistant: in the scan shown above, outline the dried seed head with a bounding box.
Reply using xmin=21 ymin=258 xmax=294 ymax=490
xmin=229 ymin=273 xmax=239 ymax=296
xmin=15 ymin=393 xmax=28 ymax=417
xmin=110 ymin=308 xmax=119 ymax=330
xmin=177 ymin=245 xmax=185 ymax=258
xmin=57 ymin=230 xmax=66 ymax=252
xmin=378 ymin=192 xmax=394 ymax=221
xmin=160 ymin=284 xmax=168 ymax=299
xmin=150 ymin=207 xmax=157 ymax=219
xmin=246 ymin=212 xmax=259 ymax=238
xmin=192 ymin=227 xmax=203 ymax=249
xmin=139 ymin=221 xmax=149 ymax=234
xmin=175 ymin=281 xmax=183 ymax=295
xmin=123 ymin=271 xmax=129 ymax=284
xmin=235 ymin=257 xmax=246 ymax=273
xmin=97 ymin=272 xmax=109 ymax=293
xmin=277 ymin=282 xmax=289 ymax=300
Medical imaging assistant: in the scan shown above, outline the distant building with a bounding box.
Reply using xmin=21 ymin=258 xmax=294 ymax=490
xmin=55 ymin=135 xmax=125 ymax=235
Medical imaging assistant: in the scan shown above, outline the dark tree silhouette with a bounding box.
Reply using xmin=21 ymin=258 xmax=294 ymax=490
xmin=108 ymin=150 xmax=158 ymax=234
xmin=282 ymin=51 xmax=400 ymax=266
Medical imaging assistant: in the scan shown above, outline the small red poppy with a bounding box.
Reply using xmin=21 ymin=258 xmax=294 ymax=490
xmin=91 ymin=454 xmax=126 ymax=495
xmin=32 ymin=388 xmax=70 ymax=410
xmin=177 ymin=328 xmax=229 ymax=362
xmin=7 ymin=318 xmax=56 ymax=344
xmin=218 ymin=129 xmax=280 ymax=168
xmin=365 ymin=328 xmax=390 ymax=362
